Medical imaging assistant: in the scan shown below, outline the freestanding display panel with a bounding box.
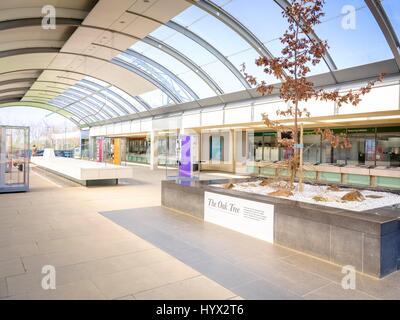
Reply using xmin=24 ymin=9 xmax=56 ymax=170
xmin=0 ymin=126 xmax=30 ymax=193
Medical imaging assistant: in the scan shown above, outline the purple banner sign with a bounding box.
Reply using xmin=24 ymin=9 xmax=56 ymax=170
xmin=179 ymin=135 xmax=191 ymax=178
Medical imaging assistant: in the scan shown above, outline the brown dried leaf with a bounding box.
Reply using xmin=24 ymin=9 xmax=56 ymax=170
xmin=327 ymin=185 xmax=341 ymax=192
xmin=268 ymin=189 xmax=293 ymax=197
xmin=259 ymin=179 xmax=271 ymax=187
xmin=222 ymin=183 xmax=235 ymax=190
xmin=341 ymin=190 xmax=365 ymax=202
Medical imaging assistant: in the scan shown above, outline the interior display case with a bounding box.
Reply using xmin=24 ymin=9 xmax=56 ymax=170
xmin=0 ymin=126 xmax=30 ymax=193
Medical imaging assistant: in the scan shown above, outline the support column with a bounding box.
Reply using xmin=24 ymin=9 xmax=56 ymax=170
xmin=150 ymin=131 xmax=158 ymax=170
xmin=0 ymin=128 xmax=5 ymax=188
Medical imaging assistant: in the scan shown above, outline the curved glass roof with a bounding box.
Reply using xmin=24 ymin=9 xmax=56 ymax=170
xmin=8 ymin=0 xmax=398 ymax=126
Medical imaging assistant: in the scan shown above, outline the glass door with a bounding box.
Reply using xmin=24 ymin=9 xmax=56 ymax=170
xmin=0 ymin=126 xmax=29 ymax=193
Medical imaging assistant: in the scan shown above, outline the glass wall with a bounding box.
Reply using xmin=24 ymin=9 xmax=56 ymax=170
xmin=0 ymin=126 xmax=30 ymax=193
xmin=158 ymin=134 xmax=179 ymax=166
xmin=376 ymin=128 xmax=400 ymax=167
xmin=249 ymin=132 xmax=279 ymax=162
xmin=247 ymin=127 xmax=400 ymax=168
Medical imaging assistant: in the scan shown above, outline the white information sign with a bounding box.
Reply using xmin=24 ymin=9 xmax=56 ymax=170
xmin=204 ymin=191 xmax=274 ymax=243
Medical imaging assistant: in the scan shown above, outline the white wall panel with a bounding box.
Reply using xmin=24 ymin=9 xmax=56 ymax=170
xmin=338 ymin=84 xmax=400 ymax=115
xmin=253 ymin=100 xmax=287 ymax=122
xmin=182 ymin=112 xmax=201 ymax=129
xmin=121 ymin=121 xmax=131 ymax=134
xmin=224 ymin=106 xmax=252 ymax=124
xmin=299 ymin=99 xmax=335 ymax=117
xmin=131 ymin=120 xmax=141 ymax=132
xmin=141 ymin=119 xmax=152 ymax=132
xmin=202 ymin=110 xmax=224 ymax=127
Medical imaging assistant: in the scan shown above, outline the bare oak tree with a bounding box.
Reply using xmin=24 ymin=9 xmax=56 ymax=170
xmin=241 ymin=0 xmax=383 ymax=190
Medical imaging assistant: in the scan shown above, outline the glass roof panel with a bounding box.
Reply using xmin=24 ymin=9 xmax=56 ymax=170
xmin=314 ymin=0 xmax=392 ymax=69
xmin=86 ymin=94 xmax=126 ymax=117
xmin=172 ymin=5 xmax=251 ymax=57
xmin=131 ymin=41 xmax=215 ymax=99
xmin=217 ymin=0 xmax=287 ymax=54
xmin=382 ymin=0 xmax=400 ymax=38
xmin=108 ymin=86 xmax=147 ymax=113
xmin=70 ymin=85 xmax=94 ymax=95
xmin=139 ymin=89 xmax=173 ymax=109
xmin=177 ymin=71 xmax=216 ymax=99
xmin=131 ymin=41 xmax=189 ymax=75
xmin=115 ymin=52 xmax=193 ymax=103
xmin=150 ymin=26 xmax=244 ymax=93
xmin=172 ymin=5 xmax=269 ymax=82
xmin=83 ymin=76 xmax=108 ymax=88
xmin=201 ymin=60 xmax=244 ymax=93
xmin=217 ymin=0 xmax=329 ymax=76
xmin=78 ymin=100 xmax=111 ymax=119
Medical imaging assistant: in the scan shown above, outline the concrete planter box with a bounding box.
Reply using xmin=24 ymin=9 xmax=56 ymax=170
xmin=162 ymin=179 xmax=400 ymax=278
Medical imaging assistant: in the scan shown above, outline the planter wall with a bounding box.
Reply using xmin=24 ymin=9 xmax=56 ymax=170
xmin=161 ymin=179 xmax=400 ymax=278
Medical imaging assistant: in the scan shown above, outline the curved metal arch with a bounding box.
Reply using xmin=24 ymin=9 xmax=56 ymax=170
xmin=51 ymin=90 xmax=119 ymax=119
xmin=0 ymin=49 xmax=183 ymax=107
xmin=73 ymin=82 xmax=132 ymax=114
xmin=29 ymin=83 xmax=113 ymax=120
xmin=61 ymin=88 xmax=115 ymax=118
xmin=92 ymin=43 xmax=198 ymax=102
xmin=37 ymin=78 xmax=142 ymax=114
xmin=165 ymin=20 xmax=251 ymax=89
xmin=0 ymin=47 xmax=60 ymax=59
xmin=125 ymin=11 xmax=250 ymax=89
xmin=142 ymin=36 xmax=224 ymax=95
xmin=189 ymin=0 xmax=275 ymax=60
xmin=96 ymin=44 xmax=199 ymax=101
xmin=84 ymin=95 xmax=123 ymax=117
xmin=51 ymin=51 xmax=186 ymax=105
xmin=78 ymin=24 xmax=224 ymax=96
xmin=0 ymin=100 xmax=87 ymax=127
xmin=101 ymin=88 xmax=140 ymax=113
xmin=51 ymin=93 xmax=110 ymax=121
xmin=0 ymin=93 xmax=24 ymax=101
xmin=0 ymin=87 xmax=31 ymax=95
xmin=78 ymin=79 xmax=145 ymax=114
xmin=112 ymin=57 xmax=180 ymax=104
xmin=365 ymin=0 xmax=400 ymax=71
xmin=74 ymin=100 xmax=111 ymax=121
xmin=25 ymin=94 xmax=98 ymax=121
xmin=70 ymin=84 xmax=133 ymax=116
xmin=125 ymin=49 xmax=198 ymax=100
xmin=133 ymin=96 xmax=152 ymax=111
xmin=0 ymin=66 xmax=168 ymax=121
xmin=0 ymin=17 xmax=82 ymax=31
xmin=0 ymin=78 xmax=37 ymax=86
xmin=51 ymin=101 xmax=99 ymax=123
xmin=28 ymin=89 xmax=66 ymax=95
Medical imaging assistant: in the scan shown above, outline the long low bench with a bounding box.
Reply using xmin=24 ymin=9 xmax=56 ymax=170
xmin=31 ymin=156 xmax=133 ymax=186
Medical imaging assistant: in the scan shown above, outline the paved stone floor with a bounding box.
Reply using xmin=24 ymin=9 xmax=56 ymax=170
xmin=0 ymin=165 xmax=399 ymax=300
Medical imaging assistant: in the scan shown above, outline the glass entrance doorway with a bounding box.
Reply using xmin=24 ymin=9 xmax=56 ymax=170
xmin=0 ymin=126 xmax=30 ymax=193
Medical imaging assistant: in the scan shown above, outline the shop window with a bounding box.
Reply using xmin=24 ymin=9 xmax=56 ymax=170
xmin=127 ymin=137 xmax=150 ymax=164
xmin=209 ymin=136 xmax=224 ymax=161
xmin=376 ymin=130 xmax=400 ymax=167
xmin=303 ymin=134 xmax=322 ymax=164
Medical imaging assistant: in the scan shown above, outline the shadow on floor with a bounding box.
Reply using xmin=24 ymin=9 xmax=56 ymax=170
xmin=100 ymin=206 xmax=365 ymax=300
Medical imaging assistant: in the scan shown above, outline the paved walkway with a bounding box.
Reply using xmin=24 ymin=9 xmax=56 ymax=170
xmin=0 ymin=165 xmax=399 ymax=299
